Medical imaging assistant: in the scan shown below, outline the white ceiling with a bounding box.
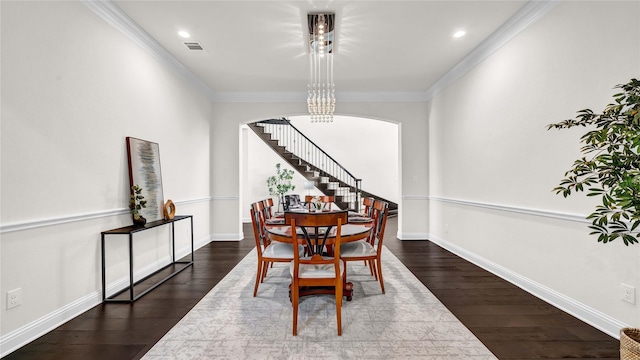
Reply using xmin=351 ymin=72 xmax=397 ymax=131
xmin=109 ymin=1 xmax=534 ymax=98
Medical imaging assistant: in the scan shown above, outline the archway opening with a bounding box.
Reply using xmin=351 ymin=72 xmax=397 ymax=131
xmin=240 ymin=114 xmax=400 ymax=224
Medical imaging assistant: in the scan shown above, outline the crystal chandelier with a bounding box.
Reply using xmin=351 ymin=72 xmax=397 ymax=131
xmin=307 ymin=13 xmax=335 ymax=123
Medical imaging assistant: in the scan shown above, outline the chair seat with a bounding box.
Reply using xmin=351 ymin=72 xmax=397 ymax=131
xmin=340 ymin=240 xmax=376 ymax=258
xmin=290 ymin=257 xmax=344 ymax=278
xmin=263 ymin=242 xmax=301 ymax=259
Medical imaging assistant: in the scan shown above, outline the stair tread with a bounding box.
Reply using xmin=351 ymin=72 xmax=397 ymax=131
xmin=249 ymin=119 xmax=398 ymax=210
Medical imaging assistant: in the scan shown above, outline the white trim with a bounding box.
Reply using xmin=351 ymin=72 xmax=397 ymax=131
xmin=427 ymin=233 xmax=628 ymax=339
xmin=211 ymin=91 xmax=428 ymax=103
xmin=105 ymin=256 xmax=173 ymax=299
xmin=210 ymin=233 xmax=244 ymax=241
xmin=0 ymin=237 xmax=211 ymax=358
xmin=211 ymin=92 xmax=305 ymax=103
xmin=174 ymin=197 xmax=212 ymax=206
xmin=397 ymin=232 xmax=429 ymax=240
xmin=0 ymin=197 xmax=214 ymax=234
xmin=83 ymin=0 xmax=557 ymax=105
xmin=429 ymin=196 xmax=590 ymax=224
xmin=424 ymin=0 xmax=559 ymax=101
xmin=81 ymin=0 xmax=215 ymax=100
xmin=211 ymin=195 xmax=240 ymax=201
xmin=402 ymin=195 xmax=429 ymax=200
xmin=339 ymin=92 xmax=428 ymax=103
xmin=0 ymin=291 xmax=102 ymax=358
xmin=0 ymin=209 xmax=128 ymax=234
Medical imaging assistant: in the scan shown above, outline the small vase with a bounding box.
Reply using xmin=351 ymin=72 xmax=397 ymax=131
xmin=133 ymin=216 xmax=147 ymax=227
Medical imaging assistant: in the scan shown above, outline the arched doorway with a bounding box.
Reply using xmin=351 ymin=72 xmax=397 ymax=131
xmin=240 ymin=115 xmax=400 ymax=224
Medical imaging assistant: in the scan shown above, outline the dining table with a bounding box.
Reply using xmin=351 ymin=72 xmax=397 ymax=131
xmin=265 ymin=211 xmax=373 ymax=301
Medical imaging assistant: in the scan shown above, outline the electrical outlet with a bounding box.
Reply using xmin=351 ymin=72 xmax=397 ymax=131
xmin=7 ymin=288 xmax=22 ymax=309
xmin=621 ymin=283 xmax=635 ymax=304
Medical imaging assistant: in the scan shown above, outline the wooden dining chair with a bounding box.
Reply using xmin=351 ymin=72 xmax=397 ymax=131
xmin=319 ymin=195 xmax=334 ymax=210
xmin=262 ymin=198 xmax=274 ymax=219
xmin=340 ymin=200 xmax=389 ymax=294
xmin=362 ymin=197 xmax=374 ymax=217
xmin=304 ymin=195 xmax=314 ymax=210
xmin=285 ymin=211 xmax=348 ymax=336
xmin=250 ymin=201 xmax=300 ymax=297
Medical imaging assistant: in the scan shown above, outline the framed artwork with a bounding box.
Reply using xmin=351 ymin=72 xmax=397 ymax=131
xmin=126 ymin=137 xmax=165 ymax=222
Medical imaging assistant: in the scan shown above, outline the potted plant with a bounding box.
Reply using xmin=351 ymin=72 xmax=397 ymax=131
xmin=547 ymin=78 xmax=640 ymax=245
xmin=129 ymin=184 xmax=147 ymax=226
xmin=266 ymin=163 xmax=296 ymax=212
xmin=548 ymin=78 xmax=640 ymax=357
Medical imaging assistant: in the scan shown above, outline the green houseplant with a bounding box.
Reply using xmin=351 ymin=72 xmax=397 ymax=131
xmin=129 ymin=184 xmax=147 ymax=226
xmin=547 ymin=78 xmax=640 ymax=245
xmin=266 ymin=163 xmax=296 ymax=211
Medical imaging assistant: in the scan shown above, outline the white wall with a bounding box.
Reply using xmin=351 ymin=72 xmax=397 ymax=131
xmin=0 ymin=1 xmax=213 ymax=354
xmin=429 ymin=0 xmax=640 ymax=335
xmin=5 ymin=0 xmax=635 ymax=356
xmin=212 ymin=102 xmax=429 ymax=242
xmin=242 ymin=115 xmax=399 ymax=220
xmin=289 ymin=115 xmax=400 ymax=202
xmin=243 ymin=125 xmax=324 ymax=218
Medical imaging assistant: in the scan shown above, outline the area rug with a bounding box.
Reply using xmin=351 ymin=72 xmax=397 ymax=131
xmin=142 ymin=246 xmax=497 ymax=359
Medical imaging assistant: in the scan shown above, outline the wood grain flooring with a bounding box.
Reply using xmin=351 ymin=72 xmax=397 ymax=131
xmin=3 ymin=217 xmax=620 ymax=359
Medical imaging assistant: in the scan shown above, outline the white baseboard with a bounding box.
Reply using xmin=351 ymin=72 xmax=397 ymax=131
xmin=0 ymin=234 xmax=213 ymax=358
xmin=0 ymin=290 xmax=101 ymax=357
xmin=209 ymin=233 xmax=244 ymax=241
xmin=397 ymin=232 xmax=429 ymax=240
xmin=427 ymin=233 xmax=628 ymax=339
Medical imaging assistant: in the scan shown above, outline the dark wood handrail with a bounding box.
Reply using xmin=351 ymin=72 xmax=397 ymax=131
xmin=257 ymin=118 xmax=361 ymax=187
xmin=284 ymin=120 xmax=361 ymax=183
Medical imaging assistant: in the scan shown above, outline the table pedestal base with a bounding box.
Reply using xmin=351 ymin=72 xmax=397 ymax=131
xmin=289 ymin=281 xmax=354 ymax=301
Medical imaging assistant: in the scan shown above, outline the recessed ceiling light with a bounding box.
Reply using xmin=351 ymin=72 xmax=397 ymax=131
xmin=453 ymin=30 xmax=466 ymax=38
xmin=178 ymin=30 xmax=190 ymax=38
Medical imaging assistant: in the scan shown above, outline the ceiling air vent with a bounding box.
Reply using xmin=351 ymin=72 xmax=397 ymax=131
xmin=183 ymin=41 xmax=205 ymax=51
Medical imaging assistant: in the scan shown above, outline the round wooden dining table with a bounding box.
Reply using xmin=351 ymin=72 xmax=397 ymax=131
xmin=266 ymin=223 xmax=372 ymax=244
xmin=265 ymin=221 xmax=372 ymax=301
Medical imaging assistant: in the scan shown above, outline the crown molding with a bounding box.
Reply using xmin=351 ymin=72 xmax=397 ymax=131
xmin=84 ymin=0 xmax=557 ymax=104
xmin=338 ymin=92 xmax=428 ymax=103
xmin=210 ymin=91 xmax=428 ymax=103
xmin=210 ymin=92 xmax=306 ymax=103
xmin=424 ymin=0 xmax=559 ymax=101
xmin=82 ymin=0 xmax=216 ymax=100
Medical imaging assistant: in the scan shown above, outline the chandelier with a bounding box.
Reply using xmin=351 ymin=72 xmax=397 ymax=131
xmin=307 ymin=13 xmax=335 ymax=123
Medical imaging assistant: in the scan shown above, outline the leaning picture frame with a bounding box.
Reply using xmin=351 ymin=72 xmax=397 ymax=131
xmin=126 ymin=137 xmax=165 ymax=222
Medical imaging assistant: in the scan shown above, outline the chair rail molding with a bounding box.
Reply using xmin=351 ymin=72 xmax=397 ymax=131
xmin=211 ymin=195 xmax=240 ymax=201
xmin=0 ymin=197 xmax=214 ymax=234
xmin=428 ymin=196 xmax=589 ymax=224
xmin=402 ymin=195 xmax=429 ymax=201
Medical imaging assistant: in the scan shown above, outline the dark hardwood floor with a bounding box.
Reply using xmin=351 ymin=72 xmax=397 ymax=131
xmin=3 ymin=217 xmax=619 ymax=359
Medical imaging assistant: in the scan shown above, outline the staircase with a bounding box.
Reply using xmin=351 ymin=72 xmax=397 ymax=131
xmin=248 ymin=118 xmax=398 ymax=215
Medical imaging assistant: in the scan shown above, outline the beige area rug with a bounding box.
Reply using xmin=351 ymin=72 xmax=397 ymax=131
xmin=142 ymin=246 xmax=497 ymax=359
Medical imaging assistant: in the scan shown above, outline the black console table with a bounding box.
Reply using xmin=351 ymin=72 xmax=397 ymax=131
xmin=101 ymin=215 xmax=194 ymax=303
